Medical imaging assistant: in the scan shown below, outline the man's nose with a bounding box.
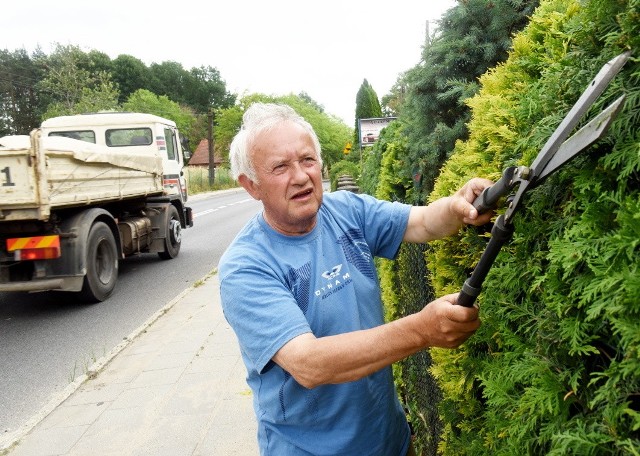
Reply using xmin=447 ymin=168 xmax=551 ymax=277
xmin=291 ymin=161 xmax=309 ymax=182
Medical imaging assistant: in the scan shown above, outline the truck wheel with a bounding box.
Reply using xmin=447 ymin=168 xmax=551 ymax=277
xmin=79 ymin=222 xmax=118 ymax=303
xmin=158 ymin=205 xmax=182 ymax=260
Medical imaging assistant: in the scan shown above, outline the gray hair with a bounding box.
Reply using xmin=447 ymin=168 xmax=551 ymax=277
xmin=229 ymin=103 xmax=323 ymax=182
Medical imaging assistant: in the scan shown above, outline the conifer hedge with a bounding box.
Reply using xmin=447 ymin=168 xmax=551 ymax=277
xmin=423 ymin=0 xmax=639 ymax=454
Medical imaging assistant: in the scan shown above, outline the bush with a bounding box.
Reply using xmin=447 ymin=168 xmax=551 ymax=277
xmin=425 ymin=0 xmax=640 ymax=453
xmin=328 ymin=160 xmax=360 ymax=191
xmin=184 ymin=166 xmax=237 ymax=194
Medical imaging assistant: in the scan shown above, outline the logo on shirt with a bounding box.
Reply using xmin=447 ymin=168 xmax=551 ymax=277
xmin=321 ymin=264 xmax=342 ymax=280
xmin=315 ymin=263 xmax=352 ymax=299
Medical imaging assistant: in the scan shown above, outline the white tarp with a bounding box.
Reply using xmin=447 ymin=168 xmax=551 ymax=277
xmin=0 ymin=134 xmax=162 ymax=175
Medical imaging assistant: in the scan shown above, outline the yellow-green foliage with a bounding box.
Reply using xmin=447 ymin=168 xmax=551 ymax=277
xmin=328 ymin=160 xmax=360 ymax=191
xmin=428 ymin=0 xmax=640 ymax=454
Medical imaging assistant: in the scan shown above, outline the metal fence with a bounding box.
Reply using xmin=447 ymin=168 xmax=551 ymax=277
xmin=393 ymin=242 xmax=443 ymax=456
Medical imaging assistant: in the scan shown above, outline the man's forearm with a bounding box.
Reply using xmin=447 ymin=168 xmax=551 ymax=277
xmin=404 ymin=198 xmax=463 ymax=243
xmin=273 ymin=313 xmax=427 ymax=389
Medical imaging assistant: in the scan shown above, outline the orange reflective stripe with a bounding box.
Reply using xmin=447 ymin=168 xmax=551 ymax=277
xmin=7 ymin=235 xmax=60 ymax=251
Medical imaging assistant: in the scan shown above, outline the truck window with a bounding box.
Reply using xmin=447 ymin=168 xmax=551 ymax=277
xmin=105 ymin=128 xmax=152 ymax=147
xmin=164 ymin=128 xmax=178 ymax=161
xmin=48 ymin=130 xmax=96 ymax=143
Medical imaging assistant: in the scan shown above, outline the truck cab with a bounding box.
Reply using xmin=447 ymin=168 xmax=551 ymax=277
xmin=41 ymin=112 xmax=190 ymax=204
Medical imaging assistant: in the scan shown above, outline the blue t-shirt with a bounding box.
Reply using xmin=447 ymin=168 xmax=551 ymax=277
xmin=219 ymin=190 xmax=412 ymax=455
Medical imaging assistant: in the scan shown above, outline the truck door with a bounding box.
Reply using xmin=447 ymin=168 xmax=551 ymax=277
xmin=161 ymin=127 xmax=188 ymax=203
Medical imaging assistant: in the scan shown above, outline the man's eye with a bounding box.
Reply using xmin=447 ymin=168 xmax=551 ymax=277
xmin=303 ymin=157 xmax=316 ymax=165
xmin=272 ymin=164 xmax=287 ymax=173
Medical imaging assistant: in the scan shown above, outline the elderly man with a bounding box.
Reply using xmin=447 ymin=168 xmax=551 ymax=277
xmin=219 ymin=103 xmax=492 ymax=455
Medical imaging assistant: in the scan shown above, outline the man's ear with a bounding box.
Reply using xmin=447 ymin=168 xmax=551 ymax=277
xmin=238 ymin=174 xmax=261 ymax=200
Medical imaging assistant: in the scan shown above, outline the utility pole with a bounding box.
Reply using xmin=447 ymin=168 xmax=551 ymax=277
xmin=208 ymin=109 xmax=215 ymax=186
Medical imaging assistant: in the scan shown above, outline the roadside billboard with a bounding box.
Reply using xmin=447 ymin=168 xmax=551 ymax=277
xmin=358 ymin=117 xmax=397 ymax=147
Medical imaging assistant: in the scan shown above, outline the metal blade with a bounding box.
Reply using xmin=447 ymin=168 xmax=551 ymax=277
xmin=529 ymin=51 xmax=631 ymax=184
xmin=534 ymin=95 xmax=626 ymax=183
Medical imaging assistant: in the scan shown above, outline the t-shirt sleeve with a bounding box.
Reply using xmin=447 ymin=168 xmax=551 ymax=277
xmin=331 ymin=191 xmax=411 ymax=260
xmin=220 ymin=265 xmax=311 ymax=374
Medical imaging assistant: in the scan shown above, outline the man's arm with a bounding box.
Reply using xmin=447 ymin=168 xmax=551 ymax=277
xmin=403 ymin=177 xmax=494 ymax=243
xmin=272 ymin=293 xmax=480 ymax=389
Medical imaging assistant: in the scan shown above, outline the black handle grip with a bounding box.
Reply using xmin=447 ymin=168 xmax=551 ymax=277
xmin=458 ymin=278 xmax=482 ymax=307
xmin=456 ymin=215 xmax=515 ymax=307
xmin=473 ymin=166 xmax=518 ymax=213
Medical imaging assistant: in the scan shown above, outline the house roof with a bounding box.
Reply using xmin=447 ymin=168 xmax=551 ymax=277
xmin=187 ymin=139 xmax=223 ymax=166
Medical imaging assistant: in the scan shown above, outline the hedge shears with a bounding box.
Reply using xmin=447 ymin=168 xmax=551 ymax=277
xmin=457 ymin=51 xmax=631 ymax=307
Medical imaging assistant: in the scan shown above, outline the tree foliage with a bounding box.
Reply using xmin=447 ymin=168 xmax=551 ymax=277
xmin=36 ymin=44 xmax=120 ymax=119
xmin=0 ymin=42 xmax=236 ymax=140
xmin=111 ymin=54 xmax=150 ymax=103
xmin=424 ymin=0 xmax=640 ymax=453
xmin=122 ymin=89 xmax=199 ymax=141
xmin=354 ymin=78 xmax=383 ymax=156
xmin=213 ymin=92 xmax=352 ymax=170
xmin=0 ymin=48 xmax=44 ymax=135
xmin=356 ymin=1 xmax=639 ymax=454
xmin=400 ymin=0 xmax=539 ymax=203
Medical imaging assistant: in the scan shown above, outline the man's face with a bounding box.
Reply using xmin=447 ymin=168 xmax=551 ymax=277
xmin=241 ymin=121 xmax=323 ymax=235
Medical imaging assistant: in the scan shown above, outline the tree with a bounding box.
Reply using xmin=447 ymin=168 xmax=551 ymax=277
xmin=400 ymin=0 xmax=539 ymax=203
xmin=355 ymin=78 xmax=382 ymax=123
xmin=381 ymin=72 xmax=409 ymax=118
xmin=148 ymin=61 xmax=188 ymax=102
xmin=111 ymin=54 xmax=151 ymax=104
xmin=85 ymin=49 xmax=113 ymax=75
xmin=298 ymin=91 xmax=325 ymax=113
xmin=37 ymin=44 xmax=119 ymax=119
xmin=0 ymin=48 xmax=44 ymax=135
xmin=214 ymin=93 xmax=352 ymax=171
xmin=183 ymin=65 xmax=236 ymax=113
xmin=123 ymin=89 xmax=199 ymax=144
xmin=147 ymin=61 xmax=235 ymax=115
xmin=353 ymin=79 xmax=383 ymax=160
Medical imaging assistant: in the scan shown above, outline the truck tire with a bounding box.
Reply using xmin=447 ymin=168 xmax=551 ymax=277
xmin=79 ymin=221 xmax=118 ymax=303
xmin=158 ymin=205 xmax=182 ymax=260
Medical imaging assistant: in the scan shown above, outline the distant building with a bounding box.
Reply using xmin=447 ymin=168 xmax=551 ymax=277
xmin=187 ymin=139 xmax=224 ymax=167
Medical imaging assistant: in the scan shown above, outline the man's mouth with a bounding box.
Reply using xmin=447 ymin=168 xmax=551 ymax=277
xmin=291 ymin=188 xmax=314 ymax=200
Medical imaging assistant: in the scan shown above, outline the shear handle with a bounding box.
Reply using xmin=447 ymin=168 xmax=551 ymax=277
xmin=473 ymin=166 xmax=520 ymax=214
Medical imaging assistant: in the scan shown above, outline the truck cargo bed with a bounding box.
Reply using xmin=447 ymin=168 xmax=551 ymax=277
xmin=0 ymin=131 xmax=164 ymax=221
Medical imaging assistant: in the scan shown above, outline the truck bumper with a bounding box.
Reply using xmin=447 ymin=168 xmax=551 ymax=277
xmin=0 ymin=276 xmax=84 ymax=292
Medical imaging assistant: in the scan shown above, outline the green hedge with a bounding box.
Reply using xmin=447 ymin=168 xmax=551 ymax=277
xmin=425 ymin=0 xmax=640 ymax=454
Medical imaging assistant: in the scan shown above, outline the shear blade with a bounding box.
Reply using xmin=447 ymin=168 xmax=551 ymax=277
xmin=534 ymin=94 xmax=626 ymax=183
xmin=529 ymin=51 xmax=631 ymax=178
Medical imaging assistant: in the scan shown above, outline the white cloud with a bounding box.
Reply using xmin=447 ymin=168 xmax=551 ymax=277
xmin=2 ymin=0 xmax=456 ymax=125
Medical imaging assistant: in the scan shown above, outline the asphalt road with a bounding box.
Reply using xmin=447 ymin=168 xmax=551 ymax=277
xmin=0 ymin=188 xmax=262 ymax=436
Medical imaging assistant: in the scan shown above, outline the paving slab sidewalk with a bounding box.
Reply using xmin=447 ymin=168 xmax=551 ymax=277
xmin=2 ymin=273 xmax=258 ymax=456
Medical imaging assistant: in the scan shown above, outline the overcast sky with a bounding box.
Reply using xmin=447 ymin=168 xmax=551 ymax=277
xmin=3 ymin=0 xmax=456 ymax=125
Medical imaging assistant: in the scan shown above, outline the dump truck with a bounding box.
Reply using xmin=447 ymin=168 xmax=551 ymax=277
xmin=0 ymin=112 xmax=194 ymax=302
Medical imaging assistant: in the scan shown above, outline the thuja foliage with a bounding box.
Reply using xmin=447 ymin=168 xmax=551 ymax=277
xmin=369 ymin=132 xmax=445 ymax=455
xmin=400 ymin=0 xmax=539 ymax=204
xmin=328 ymin=160 xmax=360 ymax=191
xmin=360 ymin=119 xmax=450 ymax=455
xmin=360 ymin=121 xmax=403 ymax=197
xmin=426 ymin=0 xmax=639 ymax=454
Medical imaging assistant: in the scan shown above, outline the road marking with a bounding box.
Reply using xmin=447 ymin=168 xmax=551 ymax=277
xmin=193 ymin=198 xmax=254 ymax=218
